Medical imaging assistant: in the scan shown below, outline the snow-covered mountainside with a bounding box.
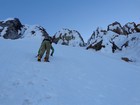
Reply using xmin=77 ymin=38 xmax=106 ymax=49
xmin=54 ymin=28 xmax=85 ymax=47
xmin=0 ymin=37 xmax=140 ymax=105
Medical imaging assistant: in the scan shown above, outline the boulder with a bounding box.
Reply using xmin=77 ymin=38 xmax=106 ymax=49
xmin=121 ymin=57 xmax=133 ymax=62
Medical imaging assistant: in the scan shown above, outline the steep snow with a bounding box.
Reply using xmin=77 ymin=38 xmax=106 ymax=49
xmin=0 ymin=37 xmax=140 ymax=105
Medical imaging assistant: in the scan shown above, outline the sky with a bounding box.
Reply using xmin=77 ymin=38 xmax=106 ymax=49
xmin=0 ymin=0 xmax=140 ymax=40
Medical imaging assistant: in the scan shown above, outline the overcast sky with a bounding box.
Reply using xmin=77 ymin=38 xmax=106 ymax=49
xmin=0 ymin=0 xmax=140 ymax=40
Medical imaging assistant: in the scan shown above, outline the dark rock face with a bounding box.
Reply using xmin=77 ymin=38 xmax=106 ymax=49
xmin=87 ymin=21 xmax=140 ymax=53
xmin=86 ymin=40 xmax=105 ymax=51
xmin=0 ymin=18 xmax=23 ymax=39
xmin=135 ymin=24 xmax=140 ymax=32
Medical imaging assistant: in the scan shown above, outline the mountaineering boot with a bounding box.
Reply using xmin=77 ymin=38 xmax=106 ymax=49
xmin=44 ymin=57 xmax=50 ymax=62
xmin=37 ymin=55 xmax=41 ymax=62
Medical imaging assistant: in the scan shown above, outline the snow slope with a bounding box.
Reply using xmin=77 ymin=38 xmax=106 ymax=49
xmin=0 ymin=37 xmax=140 ymax=105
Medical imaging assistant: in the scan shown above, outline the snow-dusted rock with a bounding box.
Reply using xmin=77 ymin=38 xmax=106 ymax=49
xmin=21 ymin=25 xmax=48 ymax=39
xmin=107 ymin=21 xmax=124 ymax=35
xmin=87 ymin=27 xmax=107 ymax=51
xmin=0 ymin=18 xmax=50 ymax=40
xmin=87 ymin=21 xmax=140 ymax=53
xmin=123 ymin=22 xmax=137 ymax=34
xmin=53 ymin=28 xmax=85 ymax=47
xmin=0 ymin=18 xmax=23 ymax=39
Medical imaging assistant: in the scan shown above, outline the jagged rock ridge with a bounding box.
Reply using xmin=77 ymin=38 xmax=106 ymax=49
xmin=87 ymin=22 xmax=140 ymax=63
xmin=87 ymin=21 xmax=140 ymax=54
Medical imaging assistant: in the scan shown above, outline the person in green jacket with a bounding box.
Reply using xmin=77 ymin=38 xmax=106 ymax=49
xmin=37 ymin=36 xmax=54 ymax=62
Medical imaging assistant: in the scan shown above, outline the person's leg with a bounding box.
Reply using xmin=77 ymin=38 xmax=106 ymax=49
xmin=38 ymin=41 xmax=46 ymax=61
xmin=44 ymin=42 xmax=51 ymax=62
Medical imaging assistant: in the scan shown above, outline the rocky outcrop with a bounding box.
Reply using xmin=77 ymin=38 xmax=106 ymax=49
xmin=107 ymin=21 xmax=125 ymax=35
xmin=123 ymin=22 xmax=137 ymax=34
xmin=87 ymin=21 xmax=140 ymax=53
xmin=0 ymin=18 xmax=23 ymax=39
xmin=107 ymin=21 xmax=139 ymax=35
xmin=87 ymin=27 xmax=107 ymax=51
xmin=53 ymin=28 xmax=85 ymax=47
